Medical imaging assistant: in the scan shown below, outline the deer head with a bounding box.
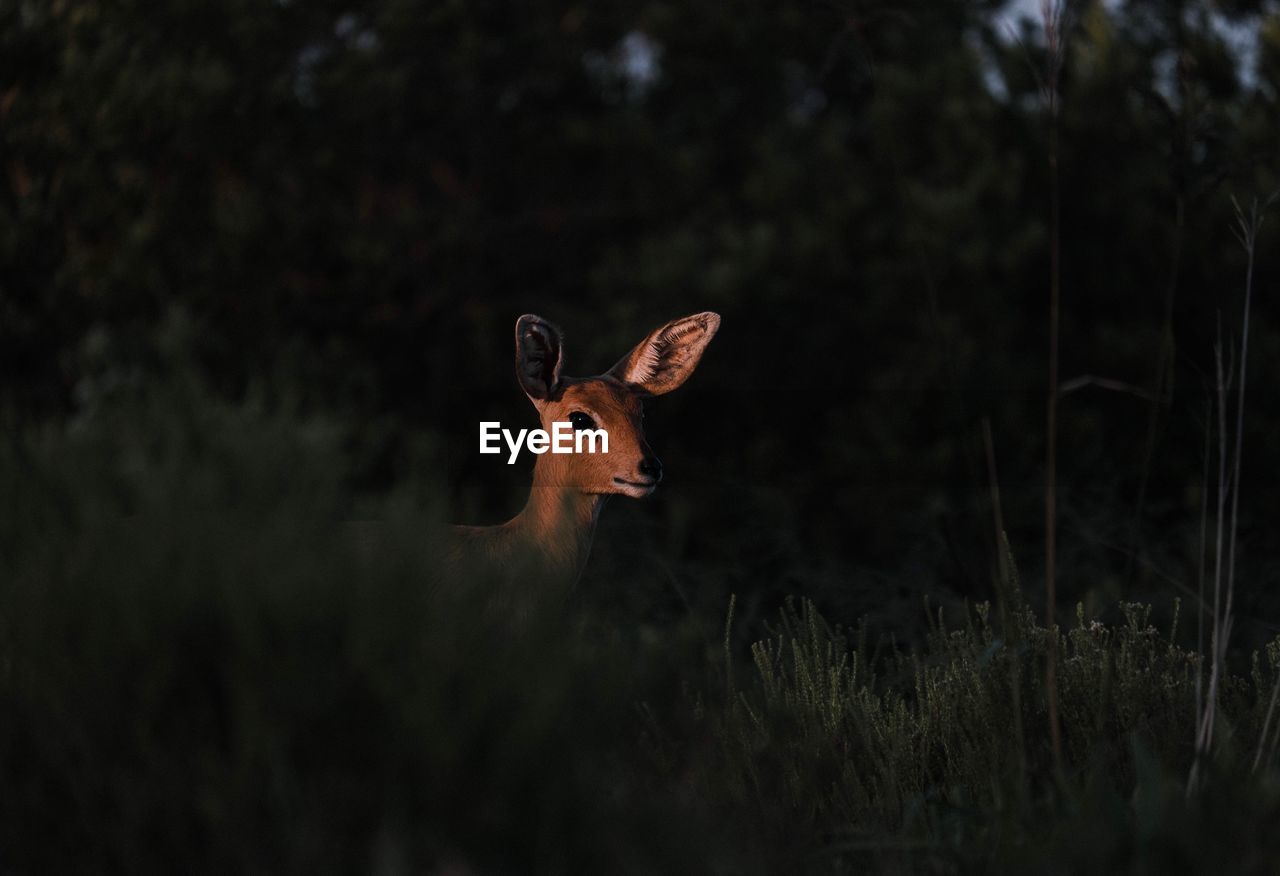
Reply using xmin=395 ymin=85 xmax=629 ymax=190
xmin=514 ymin=311 xmax=720 ymax=498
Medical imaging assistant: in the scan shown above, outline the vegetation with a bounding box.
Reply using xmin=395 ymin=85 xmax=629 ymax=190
xmin=0 ymin=373 xmax=741 ymax=872
xmin=4 ymin=0 xmax=1280 ymax=870
xmin=4 ymin=0 xmax=1279 ymax=624
xmin=694 ymin=595 xmax=1280 ymax=870
xmin=3 ymin=376 xmax=1280 ymax=871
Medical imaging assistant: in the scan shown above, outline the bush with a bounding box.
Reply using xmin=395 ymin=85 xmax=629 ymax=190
xmin=669 ymin=590 xmax=1280 ymax=870
xmin=4 ymin=374 xmax=1280 ymax=873
xmin=0 ymin=375 xmax=750 ymax=874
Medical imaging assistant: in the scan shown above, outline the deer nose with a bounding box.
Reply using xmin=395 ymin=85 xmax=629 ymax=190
xmin=638 ymin=455 xmax=663 ymax=483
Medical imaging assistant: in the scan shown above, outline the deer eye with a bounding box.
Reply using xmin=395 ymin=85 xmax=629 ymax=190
xmin=568 ymin=411 xmax=595 ymax=430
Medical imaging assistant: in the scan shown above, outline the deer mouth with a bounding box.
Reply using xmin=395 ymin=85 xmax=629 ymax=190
xmin=613 ymin=477 xmax=658 ymax=497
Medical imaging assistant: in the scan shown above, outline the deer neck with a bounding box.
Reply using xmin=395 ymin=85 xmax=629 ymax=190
xmin=508 ymin=457 xmax=607 ymax=584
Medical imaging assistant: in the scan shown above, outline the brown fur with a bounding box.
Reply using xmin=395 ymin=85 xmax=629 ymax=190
xmin=447 ymin=312 xmax=719 ymax=594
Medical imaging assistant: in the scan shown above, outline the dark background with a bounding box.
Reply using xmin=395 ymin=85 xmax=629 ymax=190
xmin=4 ymin=0 xmax=1279 ymax=639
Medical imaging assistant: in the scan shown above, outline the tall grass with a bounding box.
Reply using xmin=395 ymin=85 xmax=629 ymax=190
xmin=1039 ymin=0 xmax=1069 ymax=775
xmin=0 ymin=373 xmax=752 ymax=873
xmin=4 ymin=368 xmax=1280 ymax=872
xmin=1188 ymin=192 xmax=1276 ymax=794
xmin=684 ymin=592 xmax=1280 ymax=870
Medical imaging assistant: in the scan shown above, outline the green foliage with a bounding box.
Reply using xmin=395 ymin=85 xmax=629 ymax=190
xmin=3 ymin=378 xmax=1280 ymax=870
xmin=0 ymin=375 xmax=751 ymax=873
xmin=674 ymin=593 xmax=1280 ymax=868
xmin=6 ymin=0 xmax=1280 ymax=869
xmin=4 ymin=0 xmax=1279 ymax=623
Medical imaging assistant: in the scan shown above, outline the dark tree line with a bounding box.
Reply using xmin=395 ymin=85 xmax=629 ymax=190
xmin=2 ymin=0 xmax=1278 ymax=631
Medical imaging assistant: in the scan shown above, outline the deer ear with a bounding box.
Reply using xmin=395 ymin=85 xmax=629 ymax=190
xmin=515 ymin=314 xmax=564 ymax=402
xmin=607 ymin=312 xmax=720 ymax=396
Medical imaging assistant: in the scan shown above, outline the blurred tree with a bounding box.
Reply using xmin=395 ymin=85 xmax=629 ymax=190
xmin=1 ymin=0 xmax=1277 ymax=632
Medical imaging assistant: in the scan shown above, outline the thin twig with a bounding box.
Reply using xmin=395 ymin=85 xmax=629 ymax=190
xmin=1256 ymin=675 xmax=1280 ymax=772
xmin=1041 ymin=0 xmax=1068 ymax=777
xmin=724 ymin=592 xmax=737 ymax=704
xmin=981 ymin=417 xmax=1027 ymax=793
xmin=1194 ymin=383 xmax=1211 ymax=745
xmin=1058 ymin=374 xmax=1155 ymax=401
xmin=1222 ymin=195 xmax=1265 ymax=656
xmin=1188 ymin=185 xmax=1270 ymax=792
xmin=1189 ymin=329 xmax=1229 ymax=796
xmin=982 ymin=418 xmax=1009 ymax=586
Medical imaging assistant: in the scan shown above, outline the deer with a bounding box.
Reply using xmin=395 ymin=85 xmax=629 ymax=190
xmin=446 ymin=311 xmax=720 ymax=599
